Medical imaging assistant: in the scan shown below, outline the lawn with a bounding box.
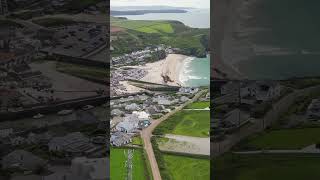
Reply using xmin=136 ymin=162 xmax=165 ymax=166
xmin=244 ymin=128 xmax=320 ymax=150
xmin=214 ymin=153 xmax=320 ymax=180
xmin=110 ymin=148 xmax=149 ymax=180
xmin=185 ymin=101 xmax=210 ymax=109
xmin=154 ymin=110 xmax=210 ymax=137
xmin=162 ymin=154 xmax=210 ymax=180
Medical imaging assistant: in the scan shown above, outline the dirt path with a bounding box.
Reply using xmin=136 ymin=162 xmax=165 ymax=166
xmin=159 ymin=134 xmax=210 ymax=155
xmin=141 ymin=90 xmax=206 ymax=180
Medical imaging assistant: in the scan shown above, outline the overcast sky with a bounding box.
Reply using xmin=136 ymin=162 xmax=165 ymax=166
xmin=110 ymin=0 xmax=210 ymax=9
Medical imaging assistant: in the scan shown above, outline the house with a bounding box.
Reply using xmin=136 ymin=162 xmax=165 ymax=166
xmin=240 ymin=81 xmax=281 ymax=102
xmin=44 ymin=157 xmax=109 ymax=180
xmin=111 ymin=109 xmax=124 ymax=116
xmin=27 ymin=132 xmax=52 ymax=144
xmin=307 ymin=99 xmax=320 ymax=119
xmin=125 ymin=103 xmax=140 ymax=111
xmin=110 ymin=132 xmax=132 ymax=146
xmin=222 ymin=109 xmax=250 ymax=128
xmin=132 ymin=111 xmax=150 ymax=121
xmin=48 ymin=132 xmax=96 ymax=154
xmin=179 ymin=87 xmax=199 ymax=94
xmin=10 ymin=136 xmax=26 ymax=146
xmin=115 ymin=114 xmax=139 ymax=133
xmin=2 ymin=150 xmax=46 ymax=171
xmin=0 ymin=128 xmax=13 ymax=138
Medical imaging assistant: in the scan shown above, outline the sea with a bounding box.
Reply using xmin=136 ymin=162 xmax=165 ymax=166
xmin=180 ymin=55 xmax=210 ymax=87
xmin=114 ymin=8 xmax=210 ymax=28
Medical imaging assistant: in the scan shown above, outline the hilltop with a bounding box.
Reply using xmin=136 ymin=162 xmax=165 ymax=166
xmin=110 ymin=16 xmax=209 ymax=57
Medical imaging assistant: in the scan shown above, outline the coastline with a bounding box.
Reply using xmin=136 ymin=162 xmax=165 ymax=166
xmin=126 ymin=54 xmax=189 ymax=86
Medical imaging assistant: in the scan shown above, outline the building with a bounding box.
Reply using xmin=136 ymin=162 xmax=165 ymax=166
xmin=110 ymin=132 xmax=131 ymax=146
xmin=115 ymin=117 xmax=139 ymax=133
xmin=48 ymin=132 xmax=96 ymax=155
xmin=0 ymin=128 xmax=13 ymax=138
xmin=2 ymin=150 xmax=46 ymax=171
xmin=307 ymin=99 xmax=320 ymax=119
xmin=0 ymin=0 xmax=8 ymax=15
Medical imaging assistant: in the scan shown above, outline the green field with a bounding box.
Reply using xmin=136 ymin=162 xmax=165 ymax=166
xmin=214 ymin=154 xmax=320 ymax=180
xmin=111 ymin=18 xmax=174 ymax=34
xmin=242 ymin=128 xmax=320 ymax=150
xmin=154 ymin=110 xmax=209 ymax=137
xmin=162 ymin=154 xmax=210 ymax=180
xmin=110 ymin=148 xmax=149 ymax=180
xmin=185 ymin=101 xmax=210 ymax=109
xmin=56 ymin=62 xmax=107 ymax=81
xmin=111 ymin=17 xmax=209 ymax=57
xmin=132 ymin=136 xmax=143 ymax=146
xmin=32 ymin=18 xmax=78 ymax=27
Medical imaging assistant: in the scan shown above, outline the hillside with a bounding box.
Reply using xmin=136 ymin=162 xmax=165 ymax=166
xmin=110 ymin=17 xmax=209 ymax=57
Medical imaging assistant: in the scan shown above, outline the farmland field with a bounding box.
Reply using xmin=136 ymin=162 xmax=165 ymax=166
xmin=214 ymin=153 xmax=320 ymax=180
xmin=162 ymin=154 xmax=210 ymax=180
xmin=242 ymin=128 xmax=320 ymax=150
xmin=185 ymin=101 xmax=210 ymax=109
xmin=154 ymin=110 xmax=210 ymax=137
xmin=110 ymin=148 xmax=149 ymax=180
xmin=111 ymin=19 xmax=174 ymax=34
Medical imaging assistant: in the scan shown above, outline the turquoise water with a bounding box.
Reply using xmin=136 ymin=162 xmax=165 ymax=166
xmin=114 ymin=8 xmax=210 ymax=28
xmin=180 ymin=55 xmax=210 ymax=87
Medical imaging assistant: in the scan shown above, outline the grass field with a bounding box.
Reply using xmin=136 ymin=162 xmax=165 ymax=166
xmin=111 ymin=18 xmax=174 ymax=34
xmin=132 ymin=136 xmax=143 ymax=146
xmin=154 ymin=110 xmax=209 ymax=137
xmin=163 ymin=154 xmax=210 ymax=180
xmin=32 ymin=18 xmax=77 ymax=27
xmin=110 ymin=148 xmax=149 ymax=180
xmin=214 ymin=153 xmax=320 ymax=180
xmin=243 ymin=128 xmax=320 ymax=150
xmin=56 ymin=62 xmax=107 ymax=81
xmin=185 ymin=101 xmax=210 ymax=109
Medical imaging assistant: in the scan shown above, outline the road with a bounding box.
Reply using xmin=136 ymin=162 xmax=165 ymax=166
xmin=141 ymin=90 xmax=207 ymax=180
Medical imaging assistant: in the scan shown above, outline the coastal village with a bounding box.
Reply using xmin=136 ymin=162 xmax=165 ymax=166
xmin=0 ymin=0 xmax=109 ymax=179
xmin=110 ymin=5 xmax=210 ymax=179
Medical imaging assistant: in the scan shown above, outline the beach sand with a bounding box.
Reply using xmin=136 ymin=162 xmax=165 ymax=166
xmin=129 ymin=54 xmax=189 ymax=86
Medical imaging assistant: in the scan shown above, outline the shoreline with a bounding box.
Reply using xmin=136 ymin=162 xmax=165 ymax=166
xmin=125 ymin=54 xmax=190 ymax=86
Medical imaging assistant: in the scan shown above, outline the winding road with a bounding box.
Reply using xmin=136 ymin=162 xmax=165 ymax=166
xmin=141 ymin=90 xmax=207 ymax=180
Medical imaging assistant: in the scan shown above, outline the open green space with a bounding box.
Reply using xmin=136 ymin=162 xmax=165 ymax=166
xmin=214 ymin=153 xmax=320 ymax=180
xmin=110 ymin=148 xmax=149 ymax=180
xmin=111 ymin=19 xmax=174 ymax=34
xmin=111 ymin=17 xmax=209 ymax=57
xmin=56 ymin=62 xmax=107 ymax=81
xmin=32 ymin=18 xmax=78 ymax=27
xmin=185 ymin=101 xmax=210 ymax=109
xmin=154 ymin=110 xmax=209 ymax=137
xmin=131 ymin=136 xmax=143 ymax=146
xmin=241 ymin=128 xmax=320 ymax=150
xmin=162 ymin=154 xmax=210 ymax=180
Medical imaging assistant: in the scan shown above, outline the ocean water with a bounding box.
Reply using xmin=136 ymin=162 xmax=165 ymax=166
xmin=114 ymin=8 xmax=210 ymax=28
xmin=180 ymin=55 xmax=210 ymax=87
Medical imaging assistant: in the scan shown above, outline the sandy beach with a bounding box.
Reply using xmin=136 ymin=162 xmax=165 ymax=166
xmin=127 ymin=54 xmax=189 ymax=86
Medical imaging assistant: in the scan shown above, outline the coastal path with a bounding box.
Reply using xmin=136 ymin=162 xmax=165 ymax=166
xmin=141 ymin=90 xmax=207 ymax=180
